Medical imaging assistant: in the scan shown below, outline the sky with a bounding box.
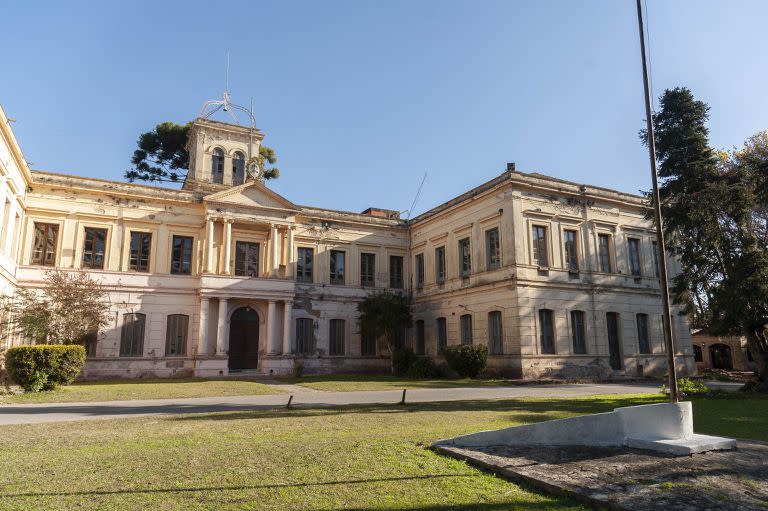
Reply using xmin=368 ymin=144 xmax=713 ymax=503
xmin=2 ymin=0 xmax=767 ymax=216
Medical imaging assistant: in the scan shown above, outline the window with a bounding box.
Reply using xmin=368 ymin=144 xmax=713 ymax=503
xmin=636 ymin=314 xmax=651 ymax=354
xmin=415 ymin=320 xmax=425 ymax=355
xmin=628 ymin=238 xmax=642 ymax=276
xmin=532 ymin=225 xmax=548 ymax=267
xmin=435 ymin=246 xmax=446 ymax=284
xmin=212 ymin=148 xmax=224 ymax=183
xmin=120 ymin=313 xmax=145 ymax=357
xmin=458 ymin=238 xmax=471 ymax=277
xmin=295 ymin=318 xmax=314 ymax=354
xmin=329 ymin=319 xmax=345 ymax=356
xmin=437 ymin=317 xmax=447 ymax=352
xmin=82 ymin=227 xmax=107 ymax=269
xmin=360 ymin=252 xmax=375 ymax=287
xmin=571 ymin=310 xmax=586 ymax=354
xmin=0 ymin=199 xmax=10 ymax=251
xmin=564 ymin=229 xmax=579 ymax=272
xmin=297 ymin=247 xmax=314 ymax=283
xmin=598 ymin=233 xmax=612 ymax=272
xmin=165 ymin=314 xmax=189 ymax=356
xmin=488 ymin=311 xmax=503 ymax=355
xmin=693 ymin=345 xmax=703 ymax=362
xmin=652 ymin=241 xmax=660 ymax=278
xmin=393 ymin=326 xmax=405 ymax=350
xmin=235 ymin=241 xmax=260 ymax=277
xmin=232 ymin=151 xmax=245 ymax=186
xmin=539 ymin=309 xmax=555 ymax=354
xmin=129 ymin=231 xmax=152 ymax=272
xmin=83 ymin=330 xmax=97 ymax=358
xmin=330 ymin=250 xmax=345 ymax=285
xmin=486 ymin=228 xmax=501 ymax=270
xmin=415 ymin=253 xmax=424 ymax=289
xmin=32 ymin=223 xmax=58 ymax=266
xmin=170 ymin=235 xmax=193 ymax=275
xmin=460 ymin=314 xmax=473 ymax=345
xmin=389 ymin=255 xmax=404 ymax=288
xmin=361 ymin=323 xmax=376 ymax=356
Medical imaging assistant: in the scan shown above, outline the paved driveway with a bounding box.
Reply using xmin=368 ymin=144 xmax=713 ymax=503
xmin=0 ymin=382 xmax=660 ymax=425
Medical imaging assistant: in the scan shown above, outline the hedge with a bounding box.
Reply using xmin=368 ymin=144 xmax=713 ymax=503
xmin=443 ymin=344 xmax=488 ymax=378
xmin=5 ymin=345 xmax=86 ymax=392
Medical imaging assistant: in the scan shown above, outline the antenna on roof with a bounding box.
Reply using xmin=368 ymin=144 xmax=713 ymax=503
xmin=197 ymin=51 xmax=255 ymax=127
xmin=403 ymin=172 xmax=427 ymax=219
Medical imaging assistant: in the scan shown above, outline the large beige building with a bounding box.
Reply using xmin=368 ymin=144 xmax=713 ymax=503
xmin=0 ymin=106 xmax=695 ymax=379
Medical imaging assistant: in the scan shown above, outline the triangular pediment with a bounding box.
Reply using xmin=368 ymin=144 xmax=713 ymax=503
xmin=203 ymin=181 xmax=297 ymax=211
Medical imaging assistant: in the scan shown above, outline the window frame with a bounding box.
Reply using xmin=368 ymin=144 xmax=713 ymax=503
xmin=415 ymin=320 xmax=425 ymax=355
xmin=389 ymin=255 xmax=404 ymax=289
xmin=531 ymin=224 xmax=549 ymax=267
xmin=212 ymin=147 xmax=225 ymax=184
xmin=120 ymin=313 xmax=146 ymax=357
xmin=234 ymin=241 xmax=260 ymax=277
xmin=296 ymin=247 xmax=314 ymax=283
xmin=329 ymin=318 xmax=345 ymax=356
xmin=570 ymin=310 xmax=587 ymax=354
xmin=652 ymin=241 xmax=660 ymax=278
xmin=415 ymin=253 xmax=424 ymax=289
xmin=488 ymin=310 xmax=503 ymax=355
xmin=170 ymin=235 xmax=194 ymax=275
xmin=597 ymin=233 xmax=613 ymax=273
xmin=436 ymin=317 xmax=447 ymax=353
xmin=295 ymin=317 xmax=314 ymax=354
xmin=129 ymin=231 xmax=152 ymax=272
xmin=460 ymin=314 xmax=473 ymax=345
xmin=329 ymin=249 xmax=346 ymax=285
xmin=232 ymin=151 xmax=245 ymax=186
xmin=539 ymin=309 xmax=555 ymax=354
xmin=458 ymin=237 xmax=471 ymax=277
xmin=165 ymin=314 xmax=189 ymax=356
xmin=636 ymin=313 xmax=651 ymax=354
xmin=435 ymin=246 xmax=446 ymax=284
xmin=628 ymin=237 xmax=642 ymax=276
xmin=31 ymin=222 xmax=59 ymax=267
xmin=360 ymin=252 xmax=376 ymax=287
xmin=82 ymin=226 xmax=107 ymax=270
xmin=485 ymin=228 xmax=501 ymax=270
xmin=563 ymin=229 xmax=579 ymax=272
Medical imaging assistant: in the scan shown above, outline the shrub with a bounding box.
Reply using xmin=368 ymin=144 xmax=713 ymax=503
xmin=392 ymin=348 xmax=417 ymax=377
xmin=5 ymin=345 xmax=86 ymax=392
xmin=660 ymin=377 xmax=709 ymax=396
xmin=443 ymin=345 xmax=488 ymax=378
xmin=405 ymin=357 xmax=441 ymax=379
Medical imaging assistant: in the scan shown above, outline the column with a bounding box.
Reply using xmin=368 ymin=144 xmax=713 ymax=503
xmin=223 ymin=219 xmax=232 ymax=275
xmin=205 ymin=217 xmax=215 ymax=273
xmin=270 ymin=224 xmax=280 ymax=277
xmin=286 ymin=227 xmax=296 ymax=278
xmin=198 ymin=298 xmax=211 ymax=356
xmin=282 ymin=300 xmax=293 ymax=354
xmin=216 ymin=298 xmax=229 ymax=356
xmin=267 ymin=300 xmax=277 ymax=354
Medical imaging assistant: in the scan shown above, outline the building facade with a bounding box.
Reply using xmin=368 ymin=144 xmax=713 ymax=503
xmin=691 ymin=331 xmax=757 ymax=373
xmin=0 ymin=108 xmax=695 ymax=379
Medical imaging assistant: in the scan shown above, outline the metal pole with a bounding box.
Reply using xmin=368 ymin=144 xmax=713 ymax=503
xmin=636 ymin=0 xmax=679 ymax=402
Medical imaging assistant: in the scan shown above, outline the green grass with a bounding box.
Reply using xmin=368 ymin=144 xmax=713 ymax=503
xmin=0 ymin=378 xmax=282 ymax=404
xmin=0 ymin=393 xmax=764 ymax=510
xmin=279 ymin=373 xmax=525 ymax=392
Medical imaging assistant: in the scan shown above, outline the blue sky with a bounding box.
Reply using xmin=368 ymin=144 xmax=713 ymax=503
xmin=2 ymin=0 xmax=767 ymax=216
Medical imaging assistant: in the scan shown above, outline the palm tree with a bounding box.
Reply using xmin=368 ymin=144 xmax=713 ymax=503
xmin=357 ymin=291 xmax=412 ymax=375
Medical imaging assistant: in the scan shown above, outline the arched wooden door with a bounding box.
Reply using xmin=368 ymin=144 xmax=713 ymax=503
xmin=228 ymin=307 xmax=260 ymax=370
xmin=709 ymin=343 xmax=733 ymax=370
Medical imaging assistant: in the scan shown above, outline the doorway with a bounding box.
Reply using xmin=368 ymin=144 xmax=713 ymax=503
xmin=228 ymin=307 xmax=260 ymax=370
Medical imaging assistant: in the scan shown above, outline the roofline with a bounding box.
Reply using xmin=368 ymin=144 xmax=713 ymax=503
xmin=0 ymin=104 xmax=34 ymax=184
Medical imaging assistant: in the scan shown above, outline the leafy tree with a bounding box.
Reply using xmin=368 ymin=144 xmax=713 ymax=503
xmin=357 ymin=291 xmax=412 ymax=375
xmin=0 ymin=270 xmax=111 ymax=346
xmin=645 ymin=87 xmax=768 ymax=390
xmin=124 ymin=122 xmax=279 ymax=183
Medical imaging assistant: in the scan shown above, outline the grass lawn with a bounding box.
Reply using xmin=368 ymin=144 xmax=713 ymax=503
xmin=0 ymin=394 xmax=764 ymax=511
xmin=279 ymin=373 xmax=527 ymax=392
xmin=0 ymin=378 xmax=282 ymax=404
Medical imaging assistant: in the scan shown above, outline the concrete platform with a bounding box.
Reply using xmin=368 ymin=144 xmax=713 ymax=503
xmin=626 ymin=433 xmax=737 ymax=455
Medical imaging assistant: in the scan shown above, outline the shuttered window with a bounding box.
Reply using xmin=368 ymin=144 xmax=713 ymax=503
xmin=435 ymin=246 xmax=446 ymax=284
xmin=120 ymin=313 xmax=145 ymax=357
xmin=571 ymin=310 xmax=586 ymax=354
xmin=629 ymin=238 xmax=642 ymax=276
xmin=329 ymin=319 xmax=345 ymax=356
xmin=598 ymin=234 xmax=612 ymax=272
xmin=637 ymin=314 xmax=651 ymax=354
xmin=458 ymin=238 xmax=471 ymax=276
xmin=488 ymin=311 xmax=503 ymax=355
xmin=539 ymin=309 xmax=555 ymax=354
xmin=295 ymin=318 xmax=314 ymax=354
xmin=389 ymin=256 xmax=404 ymax=288
xmin=415 ymin=320 xmax=425 ymax=355
xmin=564 ymin=230 xmax=578 ymax=272
xmin=361 ymin=253 xmax=375 ymax=287
xmin=436 ymin=317 xmax=447 ymax=352
xmin=460 ymin=314 xmax=473 ymax=345
xmin=165 ymin=314 xmax=189 ymax=356
xmin=415 ymin=254 xmax=424 ymax=289
xmin=486 ymin=228 xmax=500 ymax=270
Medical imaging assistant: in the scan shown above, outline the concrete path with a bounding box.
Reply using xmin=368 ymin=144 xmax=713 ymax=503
xmin=0 ymin=382 xmax=659 ymax=425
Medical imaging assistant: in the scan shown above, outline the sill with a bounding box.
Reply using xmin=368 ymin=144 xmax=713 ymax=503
xmin=537 ymin=268 xmax=549 ymax=277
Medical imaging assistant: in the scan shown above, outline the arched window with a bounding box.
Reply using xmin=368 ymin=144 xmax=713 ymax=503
xmin=212 ymin=148 xmax=224 ymax=184
xmin=232 ymin=151 xmax=245 ymax=186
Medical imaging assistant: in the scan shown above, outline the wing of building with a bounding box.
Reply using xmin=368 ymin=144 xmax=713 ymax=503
xmin=0 ymin=107 xmax=695 ymax=379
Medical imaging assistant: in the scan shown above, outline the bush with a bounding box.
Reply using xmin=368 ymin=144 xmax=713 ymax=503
xmin=660 ymin=377 xmax=709 ymax=396
xmin=5 ymin=345 xmax=86 ymax=392
xmin=405 ymin=357 xmax=441 ymax=379
xmin=392 ymin=348 xmax=417 ymax=376
xmin=443 ymin=345 xmax=488 ymax=378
